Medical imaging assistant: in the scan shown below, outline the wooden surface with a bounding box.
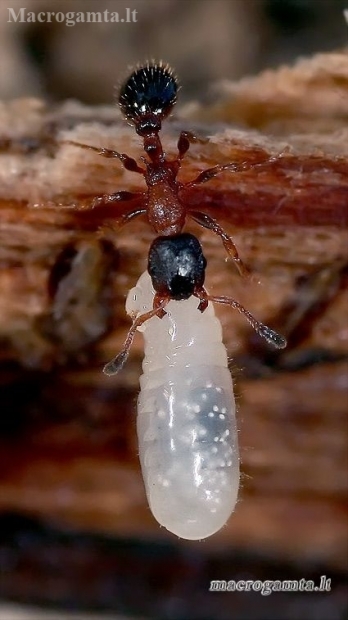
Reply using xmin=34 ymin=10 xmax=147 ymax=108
xmin=0 ymin=50 xmax=347 ymax=615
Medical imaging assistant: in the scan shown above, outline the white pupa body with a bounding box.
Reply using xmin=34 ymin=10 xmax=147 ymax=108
xmin=126 ymin=271 xmax=239 ymax=540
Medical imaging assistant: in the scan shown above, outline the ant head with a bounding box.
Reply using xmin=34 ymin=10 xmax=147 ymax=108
xmin=119 ymin=61 xmax=178 ymax=136
xmin=148 ymin=233 xmax=207 ymax=301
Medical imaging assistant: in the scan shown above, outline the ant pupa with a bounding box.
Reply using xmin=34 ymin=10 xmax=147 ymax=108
xmin=64 ymin=62 xmax=286 ymax=539
xmin=104 ymin=233 xmax=286 ymax=540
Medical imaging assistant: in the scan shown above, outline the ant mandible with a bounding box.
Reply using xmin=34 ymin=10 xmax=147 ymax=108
xmin=64 ymin=60 xmax=273 ymax=278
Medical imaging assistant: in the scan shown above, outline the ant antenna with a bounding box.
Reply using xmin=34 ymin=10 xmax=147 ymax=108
xmin=103 ymin=302 xmax=167 ymax=376
xmin=205 ymin=294 xmax=287 ymax=349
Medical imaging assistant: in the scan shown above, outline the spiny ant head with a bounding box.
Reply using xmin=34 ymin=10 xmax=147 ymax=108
xmin=119 ymin=61 xmax=178 ymax=134
xmin=148 ymin=233 xmax=207 ymax=301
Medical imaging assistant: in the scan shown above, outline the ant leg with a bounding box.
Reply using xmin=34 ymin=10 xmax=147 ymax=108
xmin=116 ymin=206 xmax=147 ymax=227
xmin=63 ymin=140 xmax=144 ymax=174
xmin=103 ymin=295 xmax=168 ymax=376
xmin=185 ymin=157 xmax=275 ymax=188
xmin=193 ymin=286 xmax=209 ymax=313
xmin=207 ymin=293 xmax=287 ymax=349
xmin=194 ymin=286 xmax=286 ymax=348
xmin=96 ymin=204 xmax=147 ymax=241
xmin=189 ymin=210 xmax=249 ymax=277
xmin=177 ymin=131 xmax=208 ymax=160
xmin=97 ymin=205 xmax=146 ymax=238
xmin=30 ymin=191 xmax=144 ymax=211
xmin=91 ymin=191 xmax=145 ymax=211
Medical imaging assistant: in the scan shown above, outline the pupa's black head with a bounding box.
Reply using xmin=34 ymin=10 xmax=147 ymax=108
xmin=119 ymin=62 xmax=178 ymax=134
xmin=148 ymin=233 xmax=207 ymax=301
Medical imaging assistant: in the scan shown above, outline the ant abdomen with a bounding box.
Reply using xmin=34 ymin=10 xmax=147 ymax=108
xmin=119 ymin=62 xmax=178 ymax=133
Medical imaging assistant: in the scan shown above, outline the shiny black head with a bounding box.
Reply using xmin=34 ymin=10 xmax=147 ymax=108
xmin=119 ymin=62 xmax=178 ymax=134
xmin=148 ymin=233 xmax=207 ymax=301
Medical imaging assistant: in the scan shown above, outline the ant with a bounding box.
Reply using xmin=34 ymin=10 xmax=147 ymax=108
xmin=64 ymin=60 xmax=275 ymax=278
xmin=63 ymin=61 xmax=286 ymax=539
xmin=62 ymin=60 xmax=286 ymax=373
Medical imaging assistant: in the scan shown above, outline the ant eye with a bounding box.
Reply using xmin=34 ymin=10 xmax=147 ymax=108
xmin=119 ymin=61 xmax=178 ymax=123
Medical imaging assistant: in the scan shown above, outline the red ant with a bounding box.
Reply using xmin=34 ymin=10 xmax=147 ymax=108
xmin=59 ymin=61 xmax=286 ymax=538
xmin=64 ymin=60 xmax=274 ymax=278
